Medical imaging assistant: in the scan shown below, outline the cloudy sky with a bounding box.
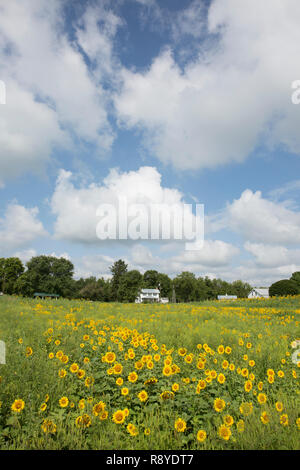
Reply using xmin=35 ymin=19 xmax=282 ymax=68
xmin=1 ymin=0 xmax=300 ymax=286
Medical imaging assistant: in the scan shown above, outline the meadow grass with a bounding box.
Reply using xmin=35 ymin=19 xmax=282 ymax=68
xmin=0 ymin=294 xmax=299 ymax=450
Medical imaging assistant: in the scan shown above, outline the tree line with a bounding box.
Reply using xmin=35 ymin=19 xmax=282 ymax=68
xmin=0 ymin=255 xmax=254 ymax=302
xmin=269 ymin=273 xmax=300 ymax=297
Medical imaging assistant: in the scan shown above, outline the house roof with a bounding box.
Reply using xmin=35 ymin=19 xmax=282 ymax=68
xmin=140 ymin=289 xmax=160 ymax=293
xmin=34 ymin=292 xmax=60 ymax=297
xmin=250 ymin=288 xmax=269 ymax=296
xmin=217 ymin=295 xmax=237 ymax=299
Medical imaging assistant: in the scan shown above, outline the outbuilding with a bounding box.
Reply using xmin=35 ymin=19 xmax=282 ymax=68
xmin=34 ymin=292 xmax=60 ymax=300
xmin=248 ymin=288 xmax=269 ymax=299
xmin=217 ymin=294 xmax=237 ymax=300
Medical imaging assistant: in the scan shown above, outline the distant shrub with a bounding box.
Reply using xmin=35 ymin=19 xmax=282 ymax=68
xmin=269 ymin=279 xmax=299 ymax=297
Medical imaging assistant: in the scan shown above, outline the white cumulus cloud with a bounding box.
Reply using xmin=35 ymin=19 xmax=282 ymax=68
xmin=0 ymin=0 xmax=120 ymax=182
xmin=51 ymin=166 xmax=202 ymax=246
xmin=225 ymin=189 xmax=300 ymax=245
xmin=0 ymin=204 xmax=47 ymax=253
xmin=115 ymin=0 xmax=300 ymax=170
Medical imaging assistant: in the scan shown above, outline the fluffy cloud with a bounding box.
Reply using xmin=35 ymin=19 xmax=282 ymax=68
xmin=13 ymin=249 xmax=37 ymax=265
xmin=49 ymin=252 xmax=71 ymax=261
xmin=74 ymin=254 xmax=114 ymax=280
xmin=0 ymin=80 xmax=68 ymax=184
xmin=75 ymin=3 xmax=122 ymax=80
xmin=115 ymin=0 xmax=300 ymax=170
xmin=129 ymin=240 xmax=239 ymax=276
xmin=216 ymin=262 xmax=300 ymax=288
xmin=0 ymin=204 xmax=47 ymax=253
xmin=170 ymin=240 xmax=239 ymax=267
xmin=0 ymin=1 xmax=120 ymax=182
xmin=13 ymin=249 xmax=70 ymax=267
xmin=51 ymin=166 xmax=202 ymax=246
xmin=225 ymin=189 xmax=300 ymax=245
xmin=130 ymin=244 xmax=158 ymax=268
xmin=170 ymin=0 xmax=206 ymax=40
xmin=244 ymin=242 xmax=300 ymax=268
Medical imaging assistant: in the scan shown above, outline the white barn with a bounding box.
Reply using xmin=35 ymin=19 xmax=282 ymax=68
xmin=248 ymin=288 xmax=269 ymax=299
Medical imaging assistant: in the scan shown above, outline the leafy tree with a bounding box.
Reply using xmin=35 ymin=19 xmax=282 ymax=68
xmin=173 ymin=272 xmax=197 ymax=302
xmin=78 ymin=279 xmax=107 ymax=301
xmin=109 ymin=259 xmax=128 ymax=301
xmin=0 ymin=258 xmax=5 ymax=291
xmin=99 ymin=278 xmax=113 ymax=302
xmin=195 ymin=277 xmax=209 ymax=301
xmin=203 ymin=276 xmax=217 ymax=300
xmin=76 ymin=277 xmax=112 ymax=302
xmin=15 ymin=271 xmax=37 ymax=297
xmin=290 ymin=271 xmax=300 ymax=288
xmin=157 ymin=272 xmax=172 ymax=298
xmin=74 ymin=277 xmax=97 ymax=295
xmin=231 ymin=280 xmax=252 ymax=298
xmin=0 ymin=257 xmax=24 ymax=294
xmin=15 ymin=255 xmax=74 ymax=298
xmin=117 ymin=270 xmax=143 ymax=302
xmin=143 ymin=270 xmax=159 ymax=289
xmin=269 ymin=279 xmax=299 ymax=297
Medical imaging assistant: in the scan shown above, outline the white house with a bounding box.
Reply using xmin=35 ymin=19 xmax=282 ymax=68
xmin=135 ymin=288 xmax=160 ymax=303
xmin=135 ymin=288 xmax=165 ymax=303
xmin=248 ymin=288 xmax=269 ymax=299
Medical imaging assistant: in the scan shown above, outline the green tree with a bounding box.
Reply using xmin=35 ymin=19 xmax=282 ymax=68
xmin=157 ymin=272 xmax=172 ymax=298
xmin=173 ymin=272 xmax=197 ymax=302
xmin=143 ymin=270 xmax=159 ymax=289
xmin=15 ymin=255 xmax=74 ymax=298
xmin=290 ymin=271 xmax=300 ymax=288
xmin=15 ymin=271 xmax=37 ymax=297
xmin=109 ymin=259 xmax=128 ymax=301
xmin=204 ymin=276 xmax=217 ymax=300
xmin=117 ymin=270 xmax=142 ymax=302
xmin=98 ymin=278 xmax=113 ymax=302
xmin=195 ymin=277 xmax=209 ymax=301
xmin=231 ymin=280 xmax=252 ymax=298
xmin=269 ymin=279 xmax=299 ymax=297
xmin=0 ymin=257 xmax=24 ymax=294
xmin=0 ymin=258 xmax=5 ymax=291
xmin=76 ymin=277 xmax=112 ymax=302
xmin=78 ymin=280 xmax=104 ymax=301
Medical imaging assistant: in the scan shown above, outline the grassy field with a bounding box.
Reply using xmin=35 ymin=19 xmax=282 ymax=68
xmin=0 ymin=294 xmax=299 ymax=450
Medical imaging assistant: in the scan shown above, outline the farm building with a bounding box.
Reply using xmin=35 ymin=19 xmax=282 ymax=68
xmin=34 ymin=292 xmax=60 ymax=300
xmin=248 ymin=288 xmax=269 ymax=299
xmin=135 ymin=288 xmax=168 ymax=303
xmin=217 ymin=294 xmax=237 ymax=300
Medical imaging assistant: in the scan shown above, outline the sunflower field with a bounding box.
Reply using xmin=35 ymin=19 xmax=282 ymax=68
xmin=0 ymin=295 xmax=299 ymax=450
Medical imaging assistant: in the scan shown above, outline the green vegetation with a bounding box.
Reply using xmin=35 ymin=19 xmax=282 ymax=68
xmin=0 ymin=294 xmax=299 ymax=450
xmin=0 ymin=256 xmax=252 ymax=302
xmin=269 ymin=279 xmax=299 ymax=297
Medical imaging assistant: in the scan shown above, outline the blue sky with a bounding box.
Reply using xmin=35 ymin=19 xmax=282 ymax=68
xmin=1 ymin=0 xmax=300 ymax=286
